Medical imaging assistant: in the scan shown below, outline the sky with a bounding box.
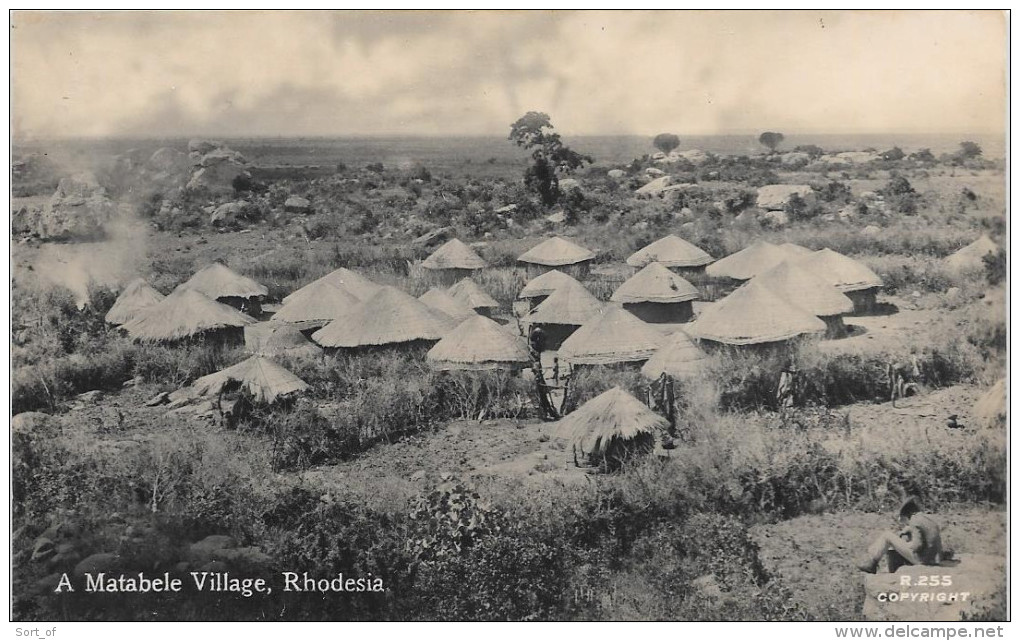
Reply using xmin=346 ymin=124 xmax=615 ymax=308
xmin=11 ymin=10 xmax=1008 ymax=139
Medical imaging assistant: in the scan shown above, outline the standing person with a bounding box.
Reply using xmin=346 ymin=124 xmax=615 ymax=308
xmin=776 ymin=361 xmax=797 ymax=409
xmin=529 ymin=325 xmax=547 ymax=356
xmin=856 ymin=496 xmax=943 ymax=574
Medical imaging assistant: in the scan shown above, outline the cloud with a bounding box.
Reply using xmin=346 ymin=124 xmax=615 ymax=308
xmin=12 ymin=10 xmax=1006 ymax=138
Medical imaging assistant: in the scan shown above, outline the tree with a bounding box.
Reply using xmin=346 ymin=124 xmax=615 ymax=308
xmin=758 ymin=131 xmax=785 ymax=152
xmin=509 ymin=112 xmax=593 ymax=206
xmin=909 ymin=148 xmax=935 ymax=163
xmin=653 ymin=133 xmax=680 ymax=155
xmin=880 ymin=146 xmax=905 ymax=161
xmin=958 ymin=141 xmax=983 ymax=159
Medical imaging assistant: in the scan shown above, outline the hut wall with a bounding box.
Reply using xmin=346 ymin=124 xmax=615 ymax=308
xmin=425 ymin=267 xmax=475 ymax=287
xmin=535 ymin=323 xmax=580 ymax=350
xmin=623 ymin=301 xmax=693 ymax=324
xmin=218 ymin=296 xmax=262 ymax=317
xmin=821 ymin=315 xmax=848 ymax=339
xmin=525 ymin=260 xmax=591 ymax=280
xmin=846 ymin=288 xmax=879 ymax=315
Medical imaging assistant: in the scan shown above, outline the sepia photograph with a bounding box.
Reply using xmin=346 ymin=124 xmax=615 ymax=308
xmin=9 ymin=9 xmax=1008 ymax=626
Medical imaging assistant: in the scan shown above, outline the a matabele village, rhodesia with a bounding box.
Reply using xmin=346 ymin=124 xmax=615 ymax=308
xmin=8 ymin=9 xmax=1009 ymax=628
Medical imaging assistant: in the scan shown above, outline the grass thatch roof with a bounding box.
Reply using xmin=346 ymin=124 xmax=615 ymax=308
xmin=419 ymin=288 xmax=478 ymax=322
xmin=555 ymin=387 xmax=667 ymax=457
xmin=945 ymin=235 xmax=999 ymax=272
xmin=312 ymin=286 xmax=456 ymax=348
xmin=559 ymin=307 xmax=665 ymax=365
xmin=611 ymin=262 xmax=699 ymax=304
xmin=283 ymin=267 xmax=380 ymax=304
xmin=121 ymin=288 xmax=254 ymax=342
xmin=422 ymin=238 xmax=487 ymax=270
xmin=525 ymin=278 xmax=603 ymax=326
xmin=272 ymin=278 xmax=359 ymax=329
xmin=244 ymin=320 xmax=323 ymax=358
xmin=176 ymin=262 xmax=268 ymax=300
xmin=105 ymin=278 xmax=165 ymax=325
xmin=778 ymin=242 xmax=814 ymax=259
xmin=705 ymin=240 xmax=790 ymax=280
xmin=427 ymin=315 xmax=531 ymax=371
xmin=448 ymin=277 xmax=499 ymax=310
xmin=518 ymin=269 xmax=581 ymax=300
xmin=795 ymin=248 xmax=883 ymax=293
xmin=641 ymin=329 xmax=710 ymax=379
xmin=972 ymin=378 xmax=1006 ymax=429
xmin=518 ymin=236 xmax=596 ymax=267
xmin=686 ymin=281 xmax=825 ymax=345
xmin=184 ymin=355 xmax=309 ymax=404
xmin=754 ymin=261 xmax=853 ymax=317
xmin=626 ymin=234 xmax=713 ymax=268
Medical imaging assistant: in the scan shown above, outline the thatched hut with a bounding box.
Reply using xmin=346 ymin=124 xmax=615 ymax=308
xmin=176 ymin=262 xmax=268 ymax=315
xmin=105 ymin=278 xmax=165 ymax=326
xmin=754 ymin=261 xmax=854 ymax=338
xmin=556 ymin=387 xmax=667 ymax=470
xmin=523 ymin=278 xmax=603 ymax=349
xmin=419 ymin=288 xmax=477 ymax=323
xmin=272 ymin=278 xmax=360 ymax=332
xmin=705 ymin=240 xmax=790 ymax=281
xmin=284 ymin=267 xmax=380 ymax=305
xmin=312 ymin=286 xmax=456 ymax=350
xmin=427 ymin=315 xmax=531 ymax=371
xmin=120 ymin=288 xmax=254 ymax=344
xmin=972 ymin=379 xmax=1006 ymax=429
xmin=778 ymin=243 xmax=814 ymax=259
xmin=173 ymin=355 xmax=309 ymax=405
xmin=517 ymin=269 xmax=581 ymax=311
xmin=686 ymin=281 xmax=825 ymax=347
xmin=611 ymin=262 xmax=699 ymax=323
xmin=640 ymin=330 xmax=709 ymax=380
xmin=244 ymin=320 xmax=323 ymax=359
xmin=421 ymin=238 xmax=487 ymax=285
xmin=558 ymin=307 xmax=665 ymax=367
xmin=626 ymin=234 xmax=714 ymax=271
xmin=447 ymin=277 xmax=500 ymax=318
xmin=518 ymin=236 xmax=596 ymax=278
xmin=795 ymin=248 xmax=884 ymax=314
xmin=945 ymin=235 xmax=999 ymax=273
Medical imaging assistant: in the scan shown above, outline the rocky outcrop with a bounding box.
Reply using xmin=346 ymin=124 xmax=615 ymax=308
xmin=755 ymin=184 xmax=816 ymax=211
xmin=35 ymin=173 xmax=118 ymax=241
xmin=186 ymin=142 xmax=251 ymax=197
xmin=284 ymin=196 xmax=312 ymax=213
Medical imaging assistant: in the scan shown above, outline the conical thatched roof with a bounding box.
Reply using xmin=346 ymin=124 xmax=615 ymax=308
xmin=419 ymin=288 xmax=478 ymax=322
xmin=312 ymin=286 xmax=456 ymax=348
xmin=525 ymin=278 xmax=603 ymax=326
xmin=754 ymin=261 xmax=854 ymax=317
xmin=778 ymin=243 xmax=814 ymax=258
xmin=945 ymin=235 xmax=999 ymax=272
xmin=421 ymin=238 xmax=487 ymax=270
xmin=272 ymin=278 xmax=360 ymax=329
xmin=427 ymin=315 xmax=531 ymax=371
xmin=448 ymin=278 xmax=499 ymax=310
xmin=686 ymin=281 xmax=825 ymax=345
xmin=611 ymin=262 xmax=699 ymax=304
xmin=972 ymin=378 xmax=1006 ymax=429
xmin=518 ymin=236 xmax=595 ymax=267
xmin=244 ymin=320 xmax=323 ymax=358
xmin=185 ymin=356 xmax=309 ymax=404
xmin=105 ymin=278 xmax=165 ymax=325
xmin=283 ymin=267 xmax=380 ymax=304
xmin=518 ymin=269 xmax=581 ymax=300
xmin=641 ymin=330 xmax=710 ymax=379
xmin=176 ymin=262 xmax=268 ymax=300
xmin=555 ymin=387 xmax=667 ymax=456
xmin=705 ymin=240 xmax=790 ymax=280
xmin=795 ymin=248 xmax=883 ymax=293
xmin=559 ymin=307 xmax=665 ymax=365
xmin=121 ymin=288 xmax=254 ymax=342
xmin=626 ymin=234 xmax=713 ymax=268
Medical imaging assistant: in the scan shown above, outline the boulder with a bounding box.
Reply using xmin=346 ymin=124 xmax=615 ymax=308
xmin=494 ymin=204 xmax=518 ymax=214
xmin=836 ymin=151 xmax=881 ymax=164
xmin=760 ymin=210 xmax=790 ymax=228
xmin=607 ymin=169 xmax=626 ymax=179
xmin=412 ymin=226 xmax=455 ymax=248
xmin=677 ymin=149 xmax=710 ymax=165
xmin=147 ymin=147 xmax=191 ymax=174
xmin=862 ymin=225 xmax=882 ymax=237
xmin=284 ymin=196 xmax=312 ymax=213
xmin=635 ymin=176 xmax=673 ymax=197
xmin=210 ymin=201 xmax=246 ymax=226
xmin=546 ymin=210 xmax=566 ymax=224
xmin=212 ymin=546 xmax=273 ymax=569
xmin=187 ymin=535 xmax=236 ymax=563
xmin=187 ymin=144 xmax=250 ymax=197
xmin=12 ymin=412 xmax=55 ymax=436
xmin=73 ymin=553 xmax=122 ymax=577
xmin=645 ymin=167 xmax=666 ymax=177
xmin=861 ymin=554 xmax=1005 ymax=621
xmin=76 ymin=390 xmax=104 ymax=404
xmin=31 ymin=537 xmax=56 ymax=563
xmin=755 ymin=184 xmax=816 ymax=210
xmin=558 ymin=178 xmax=580 ymax=191
xmin=188 ymin=139 xmax=222 ymax=155
xmin=780 ymin=152 xmax=811 ymax=167
xmin=37 ymin=173 xmax=117 ymax=240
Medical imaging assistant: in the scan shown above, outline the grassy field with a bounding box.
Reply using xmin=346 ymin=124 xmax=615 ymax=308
xmin=10 ymin=134 xmax=1006 ymax=621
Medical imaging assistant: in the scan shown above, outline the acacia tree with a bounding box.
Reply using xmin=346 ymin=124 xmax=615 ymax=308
xmin=758 ymin=131 xmax=785 ymax=152
xmin=958 ymin=141 xmax=983 ymax=159
xmin=509 ymin=112 xmax=593 ymax=206
xmin=653 ymin=133 xmax=680 ymax=155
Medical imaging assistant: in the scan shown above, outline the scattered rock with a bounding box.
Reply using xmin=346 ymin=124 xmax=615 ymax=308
xmin=12 ymin=412 xmax=54 ymax=436
xmin=73 ymin=553 xmax=122 ymax=577
xmin=558 ymin=178 xmax=580 ymax=191
xmin=756 ymin=184 xmax=815 ymax=210
xmin=862 ymin=225 xmax=882 ymax=236
xmin=145 ymin=392 xmax=171 ymax=407
xmin=31 ymin=538 xmax=56 ymax=563
xmin=645 ymin=167 xmax=666 ymax=177
xmin=284 ymin=196 xmax=312 ymax=213
xmin=210 ymin=201 xmax=246 ymax=226
xmin=412 ymin=226 xmax=455 ymax=248
xmin=76 ymin=390 xmax=104 ymax=404
xmin=635 ymin=176 xmax=672 ymax=196
xmin=410 ymin=470 xmax=426 ymax=481
xmin=187 ymin=535 xmax=236 ymax=563
xmin=607 ymin=169 xmax=626 ymax=179
xmin=760 ymin=210 xmax=790 ymax=228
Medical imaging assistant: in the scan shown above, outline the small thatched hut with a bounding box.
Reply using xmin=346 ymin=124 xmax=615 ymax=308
xmin=626 ymin=234 xmax=714 ymax=271
xmin=174 ymin=355 xmax=309 ymax=405
xmin=427 ymin=315 xmax=531 ymax=371
xmin=705 ymin=240 xmax=790 ymax=281
xmin=754 ymin=261 xmax=854 ymax=338
xmin=518 ymin=236 xmax=596 ymax=278
xmin=945 ymin=235 xmax=999 ymax=273
xmin=272 ymin=278 xmax=360 ymax=331
xmin=640 ymin=330 xmax=710 ymax=380
xmin=523 ymin=278 xmax=604 ymax=349
xmin=284 ymin=267 xmax=380 ymax=305
xmin=556 ymin=387 xmax=667 ymax=470
xmin=448 ymin=277 xmax=500 ymax=317
xmin=972 ymin=379 xmax=1006 ymax=429
xmin=686 ymin=281 xmax=825 ymax=347
xmin=176 ymin=262 xmax=268 ymax=315
xmin=312 ymin=286 xmax=456 ymax=350
xmin=611 ymin=262 xmax=699 ymax=323
xmin=795 ymin=248 xmax=883 ymax=314
xmin=105 ymin=278 xmax=165 ymax=326
xmin=419 ymin=288 xmax=477 ymax=323
xmin=517 ymin=269 xmax=581 ymax=311
xmin=244 ymin=320 xmax=323 ymax=359
xmin=421 ymin=238 xmax=488 ymax=285
xmin=559 ymin=307 xmax=665 ymax=367
xmin=120 ymin=288 xmax=254 ymax=344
